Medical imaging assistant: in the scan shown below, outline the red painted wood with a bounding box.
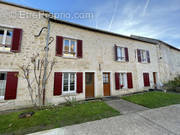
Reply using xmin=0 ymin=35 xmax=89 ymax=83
xmin=77 ymin=72 xmax=83 ymax=93
xmin=11 ymin=28 xmax=22 ymax=52
xmin=115 ymin=72 xmax=120 ymax=90
xmin=137 ymin=49 xmax=141 ymax=62
xmin=56 ymin=36 xmax=63 ymax=56
xmin=5 ymin=72 xmax=19 ymax=100
xmin=53 ymin=72 xmax=62 ymax=95
xmin=125 ymin=48 xmax=129 ymax=62
xmin=127 ymin=73 xmax=133 ymax=88
xmin=77 ymin=40 xmax=83 ymax=58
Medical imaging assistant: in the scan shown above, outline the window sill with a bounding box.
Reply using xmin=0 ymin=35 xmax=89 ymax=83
xmin=62 ymin=92 xmax=77 ymax=96
xmin=62 ymin=56 xmax=77 ymax=59
xmin=139 ymin=62 xmax=149 ymax=64
xmin=116 ymin=60 xmax=127 ymax=63
xmin=0 ymin=51 xmax=13 ymax=54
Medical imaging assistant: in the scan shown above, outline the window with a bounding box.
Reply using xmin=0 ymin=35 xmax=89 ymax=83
xmin=140 ymin=50 xmax=147 ymax=63
xmin=103 ymin=73 xmax=109 ymax=84
xmin=0 ymin=27 xmax=13 ymax=52
xmin=0 ymin=72 xmax=6 ymax=99
xmin=62 ymin=73 xmax=76 ymax=93
xmin=117 ymin=47 xmax=125 ymax=61
xmin=119 ymin=73 xmax=127 ymax=89
xmin=63 ymin=38 xmax=77 ymax=57
xmin=138 ymin=49 xmax=150 ymax=63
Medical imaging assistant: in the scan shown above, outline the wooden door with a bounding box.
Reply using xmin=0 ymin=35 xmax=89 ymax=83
xmin=85 ymin=73 xmax=94 ymax=98
xmin=103 ymin=73 xmax=111 ymax=96
xmin=153 ymin=72 xmax=157 ymax=88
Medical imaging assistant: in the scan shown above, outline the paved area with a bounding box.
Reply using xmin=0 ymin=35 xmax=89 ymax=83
xmin=105 ymin=99 xmax=149 ymax=114
xmin=29 ymin=104 xmax=180 ymax=135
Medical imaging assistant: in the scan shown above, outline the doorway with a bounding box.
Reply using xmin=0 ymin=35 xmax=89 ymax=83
xmin=103 ymin=72 xmax=111 ymax=96
xmin=85 ymin=72 xmax=94 ymax=98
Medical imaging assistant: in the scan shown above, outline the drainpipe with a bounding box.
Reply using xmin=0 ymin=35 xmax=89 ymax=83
xmin=42 ymin=17 xmax=50 ymax=105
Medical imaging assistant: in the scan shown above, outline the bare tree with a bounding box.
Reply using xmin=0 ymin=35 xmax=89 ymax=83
xmin=19 ymin=54 xmax=56 ymax=108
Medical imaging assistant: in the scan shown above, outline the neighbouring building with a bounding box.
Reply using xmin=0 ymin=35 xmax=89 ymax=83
xmin=0 ymin=1 xmax=180 ymax=111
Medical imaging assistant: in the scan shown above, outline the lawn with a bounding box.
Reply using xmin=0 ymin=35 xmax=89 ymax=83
xmin=0 ymin=101 xmax=120 ymax=135
xmin=122 ymin=91 xmax=180 ymax=109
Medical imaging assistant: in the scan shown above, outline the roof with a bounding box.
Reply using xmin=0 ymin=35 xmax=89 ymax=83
xmin=50 ymin=18 xmax=156 ymax=44
xmin=0 ymin=0 xmax=49 ymax=13
xmin=1 ymin=0 xmax=179 ymax=50
xmin=0 ymin=0 xmax=155 ymax=44
xmin=131 ymin=35 xmax=180 ymax=51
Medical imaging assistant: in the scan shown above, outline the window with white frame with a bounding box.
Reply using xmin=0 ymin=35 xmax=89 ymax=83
xmin=62 ymin=73 xmax=76 ymax=93
xmin=117 ymin=47 xmax=125 ymax=61
xmin=0 ymin=27 xmax=13 ymax=52
xmin=63 ymin=38 xmax=77 ymax=57
xmin=0 ymin=72 xmax=6 ymax=99
xmin=140 ymin=50 xmax=148 ymax=63
xmin=119 ymin=73 xmax=127 ymax=89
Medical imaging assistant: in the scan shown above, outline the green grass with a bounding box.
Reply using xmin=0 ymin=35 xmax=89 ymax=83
xmin=0 ymin=101 xmax=119 ymax=135
xmin=122 ymin=91 xmax=180 ymax=109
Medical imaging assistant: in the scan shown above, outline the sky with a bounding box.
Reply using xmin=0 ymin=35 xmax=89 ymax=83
xmin=4 ymin=0 xmax=180 ymax=49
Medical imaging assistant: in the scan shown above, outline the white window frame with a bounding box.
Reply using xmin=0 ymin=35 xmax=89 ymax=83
xmin=63 ymin=38 xmax=77 ymax=58
xmin=140 ymin=50 xmax=148 ymax=63
xmin=119 ymin=72 xmax=127 ymax=89
xmin=0 ymin=27 xmax=13 ymax=52
xmin=62 ymin=72 xmax=76 ymax=94
xmin=117 ymin=46 xmax=125 ymax=61
xmin=0 ymin=72 xmax=7 ymax=100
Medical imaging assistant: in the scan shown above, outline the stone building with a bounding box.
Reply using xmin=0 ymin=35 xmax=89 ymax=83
xmin=0 ymin=1 xmax=179 ymax=110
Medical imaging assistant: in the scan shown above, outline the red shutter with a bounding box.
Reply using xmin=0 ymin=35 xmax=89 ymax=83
xmin=146 ymin=51 xmax=150 ymax=63
xmin=137 ymin=49 xmax=141 ymax=62
xmin=77 ymin=40 xmax=83 ymax=58
xmin=53 ymin=72 xmax=62 ymax=96
xmin=125 ymin=48 xmax=129 ymax=62
xmin=143 ymin=73 xmax=150 ymax=87
xmin=127 ymin=73 xmax=133 ymax=88
xmin=77 ymin=72 xmax=83 ymax=93
xmin=56 ymin=36 xmax=63 ymax=56
xmin=114 ymin=45 xmax=118 ymax=61
xmin=115 ymin=72 xmax=120 ymax=90
xmin=11 ymin=28 xmax=22 ymax=52
xmin=5 ymin=72 xmax=19 ymax=100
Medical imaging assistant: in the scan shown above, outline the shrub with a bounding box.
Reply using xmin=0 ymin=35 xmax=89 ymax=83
xmin=163 ymin=75 xmax=180 ymax=92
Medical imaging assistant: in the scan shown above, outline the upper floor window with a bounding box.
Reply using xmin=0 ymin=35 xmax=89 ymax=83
xmin=62 ymin=72 xmax=76 ymax=93
xmin=117 ymin=47 xmax=125 ymax=61
xmin=137 ymin=49 xmax=150 ymax=63
xmin=56 ymin=36 xmax=83 ymax=58
xmin=63 ymin=39 xmax=77 ymax=57
xmin=0 ymin=27 xmax=13 ymax=52
xmin=115 ymin=45 xmax=129 ymax=62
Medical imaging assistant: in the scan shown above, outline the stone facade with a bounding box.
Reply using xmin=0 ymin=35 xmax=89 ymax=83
xmin=0 ymin=2 xmax=179 ymax=111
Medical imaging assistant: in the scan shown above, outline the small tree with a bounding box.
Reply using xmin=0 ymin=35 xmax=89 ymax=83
xmin=19 ymin=53 xmax=55 ymax=108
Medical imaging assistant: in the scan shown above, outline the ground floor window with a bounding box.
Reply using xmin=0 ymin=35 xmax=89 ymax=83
xmin=62 ymin=72 xmax=76 ymax=93
xmin=0 ymin=72 xmax=6 ymax=99
xmin=119 ymin=73 xmax=127 ymax=89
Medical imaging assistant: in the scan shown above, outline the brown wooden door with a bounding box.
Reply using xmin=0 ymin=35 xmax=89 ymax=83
xmin=153 ymin=72 xmax=157 ymax=88
xmin=85 ymin=73 xmax=94 ymax=98
xmin=103 ymin=73 xmax=111 ymax=96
